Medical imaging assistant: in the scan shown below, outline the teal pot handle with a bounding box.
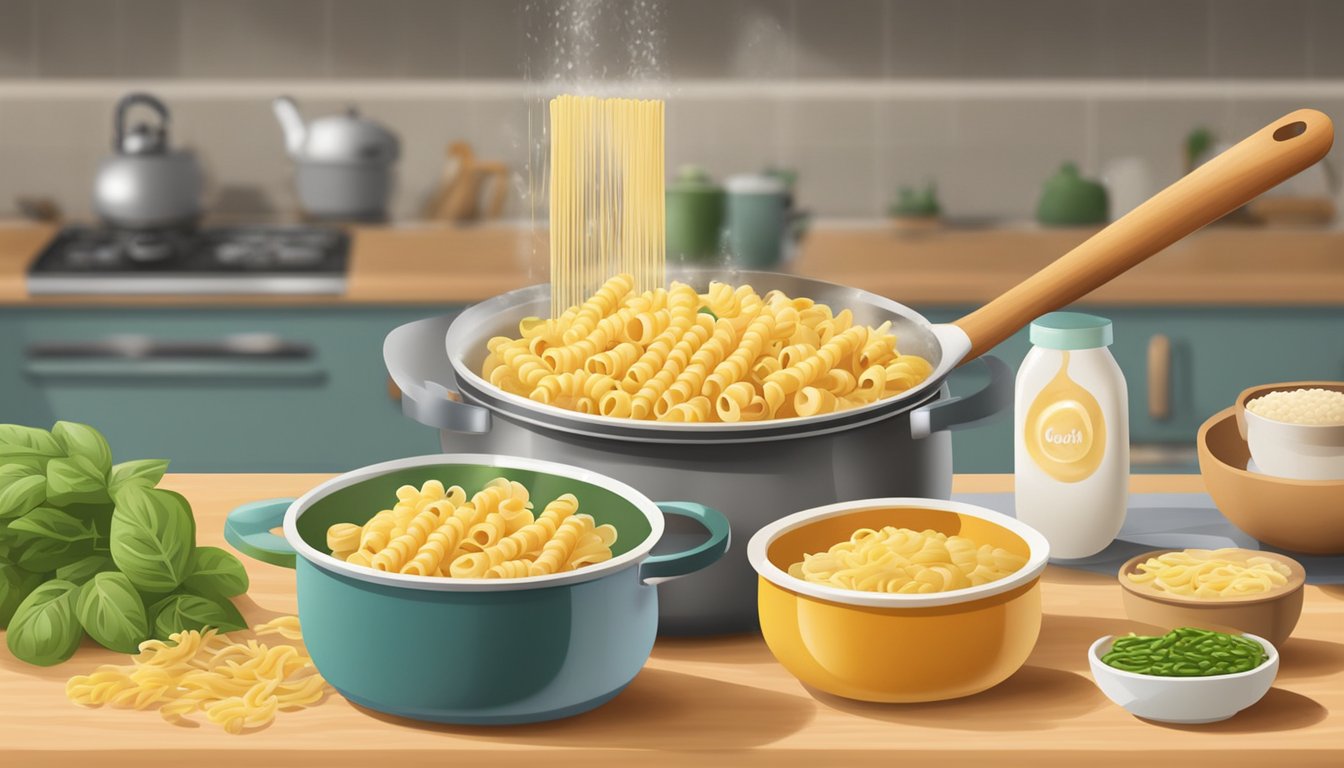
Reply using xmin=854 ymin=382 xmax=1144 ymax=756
xmin=640 ymin=502 xmax=731 ymax=585
xmin=225 ymin=498 xmax=298 ymax=568
xmin=909 ymin=355 xmax=1012 ymax=439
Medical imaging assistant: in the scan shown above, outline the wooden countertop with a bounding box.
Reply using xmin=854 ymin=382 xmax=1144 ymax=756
xmin=2 ymin=221 xmax=1343 ymax=308
xmin=2 ymin=473 xmax=1340 ymax=767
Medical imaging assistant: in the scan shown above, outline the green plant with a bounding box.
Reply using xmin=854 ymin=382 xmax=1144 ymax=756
xmin=0 ymin=422 xmax=249 ymax=666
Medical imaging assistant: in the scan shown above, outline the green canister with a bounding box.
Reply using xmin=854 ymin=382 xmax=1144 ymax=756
xmin=665 ymin=166 xmax=726 ymax=264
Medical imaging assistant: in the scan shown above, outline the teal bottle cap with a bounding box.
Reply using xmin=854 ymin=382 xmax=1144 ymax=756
xmin=1030 ymin=312 xmax=1113 ymax=350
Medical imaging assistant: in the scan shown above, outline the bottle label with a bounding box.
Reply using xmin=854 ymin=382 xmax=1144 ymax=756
xmin=1024 ymin=351 xmax=1107 ymax=483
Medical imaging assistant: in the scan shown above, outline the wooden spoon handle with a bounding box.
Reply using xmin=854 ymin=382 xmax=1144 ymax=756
xmin=953 ymin=109 xmax=1334 ymax=361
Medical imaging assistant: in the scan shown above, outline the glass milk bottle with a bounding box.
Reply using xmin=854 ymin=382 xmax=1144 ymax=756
xmin=1015 ymin=313 xmax=1128 ymax=559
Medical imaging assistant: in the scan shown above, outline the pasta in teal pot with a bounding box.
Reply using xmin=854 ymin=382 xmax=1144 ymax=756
xmin=224 ymin=454 xmax=728 ymax=724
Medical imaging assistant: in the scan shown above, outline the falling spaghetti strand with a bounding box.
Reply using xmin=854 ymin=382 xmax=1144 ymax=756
xmin=549 ymin=95 xmax=666 ymax=317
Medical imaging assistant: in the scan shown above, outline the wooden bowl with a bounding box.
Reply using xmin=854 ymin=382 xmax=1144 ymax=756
xmin=1198 ymin=405 xmax=1344 ymax=555
xmin=1117 ymin=548 xmax=1306 ymax=646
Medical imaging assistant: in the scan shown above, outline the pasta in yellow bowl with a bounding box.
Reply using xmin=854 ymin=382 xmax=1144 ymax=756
xmin=789 ymin=526 xmax=1027 ymax=594
xmin=326 ymin=478 xmax=617 ymax=580
xmin=748 ymin=498 xmax=1050 ymax=702
xmin=481 ymin=273 xmax=933 ymax=422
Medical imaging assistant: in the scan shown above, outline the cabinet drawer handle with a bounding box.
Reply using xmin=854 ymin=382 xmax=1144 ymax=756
xmin=23 ymin=359 xmax=325 ymax=383
xmin=1147 ymin=333 xmax=1171 ymax=422
xmin=26 ymin=333 xmax=312 ymax=360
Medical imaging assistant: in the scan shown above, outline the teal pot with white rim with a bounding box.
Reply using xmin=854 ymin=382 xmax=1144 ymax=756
xmin=223 ymin=453 xmax=730 ymax=725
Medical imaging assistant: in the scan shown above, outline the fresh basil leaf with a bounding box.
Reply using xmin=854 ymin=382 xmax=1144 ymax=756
xmin=181 ymin=547 xmax=249 ymax=600
xmin=149 ymin=593 xmax=245 ymax=639
xmin=55 ymin=554 xmax=115 ymax=585
xmin=52 ymin=422 xmax=112 ymax=476
xmin=0 ymin=426 xmax=62 ymax=470
xmin=109 ymin=487 xmax=194 ymax=593
xmin=1 ymin=560 xmax=45 ymax=627
xmin=8 ymin=507 xmax=98 ymax=543
xmin=15 ymin=535 xmax=94 ymax=573
xmin=76 ymin=572 xmax=148 ymax=653
xmin=0 ymin=474 xmax=46 ymax=520
xmin=6 ymin=579 xmax=83 ymax=666
xmin=45 ymin=455 xmax=109 ymax=506
xmin=109 ymin=459 xmax=169 ymax=496
xmin=61 ymin=502 xmax=115 ymax=542
xmin=0 ymin=463 xmax=41 ymax=484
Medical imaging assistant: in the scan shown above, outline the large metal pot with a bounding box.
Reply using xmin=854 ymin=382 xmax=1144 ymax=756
xmin=383 ymin=109 xmax=1332 ymax=635
xmin=385 ymin=272 xmax=1012 ymax=634
xmin=272 ymin=96 xmax=399 ymax=221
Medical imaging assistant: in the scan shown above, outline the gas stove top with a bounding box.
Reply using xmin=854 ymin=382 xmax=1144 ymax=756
xmin=27 ymin=225 xmax=350 ymax=295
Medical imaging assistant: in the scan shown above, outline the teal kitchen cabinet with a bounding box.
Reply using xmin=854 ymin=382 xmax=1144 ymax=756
xmin=0 ymin=306 xmax=455 ymax=472
xmin=923 ymin=306 xmax=1344 ymax=474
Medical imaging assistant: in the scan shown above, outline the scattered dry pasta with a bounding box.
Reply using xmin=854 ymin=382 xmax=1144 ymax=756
xmin=328 ymin=478 xmax=618 ymax=579
xmin=482 ymin=274 xmax=934 ymax=422
xmin=1126 ymin=548 xmax=1294 ymax=599
xmin=789 ymin=527 xmax=1027 ymax=594
xmin=65 ymin=616 xmax=327 ymax=734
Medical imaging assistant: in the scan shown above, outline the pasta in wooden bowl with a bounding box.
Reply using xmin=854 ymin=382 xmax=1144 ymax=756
xmin=481 ymin=273 xmax=934 ymax=423
xmin=1117 ymin=548 xmax=1306 ymax=646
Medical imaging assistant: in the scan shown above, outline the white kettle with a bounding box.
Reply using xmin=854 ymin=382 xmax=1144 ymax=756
xmin=272 ymin=96 xmax=400 ymax=221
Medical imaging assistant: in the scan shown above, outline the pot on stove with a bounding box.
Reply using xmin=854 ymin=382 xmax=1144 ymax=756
xmin=273 ymin=96 xmax=400 ymax=222
xmin=93 ymin=92 xmax=204 ymax=230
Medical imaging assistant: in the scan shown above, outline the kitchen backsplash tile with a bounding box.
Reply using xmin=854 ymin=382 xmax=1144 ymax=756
xmin=0 ymin=0 xmax=36 ymax=77
xmin=663 ymin=0 xmax=792 ymax=79
xmin=0 ymin=99 xmax=111 ymax=219
xmin=945 ymin=98 xmax=1089 ymax=218
xmin=171 ymin=98 xmax=297 ymax=216
xmin=885 ymin=2 xmax=961 ymax=78
xmin=1210 ymin=0 xmax=1310 ymax=78
xmin=877 ymin=99 xmax=960 ymax=209
xmin=117 ymin=0 xmax=183 ymax=77
xmin=329 ymin=0 xmax=440 ymax=79
xmin=1 ymin=0 xmax=1342 ymax=221
xmin=665 ymin=96 xmax=782 ymax=182
xmin=780 ymin=99 xmax=880 ymax=216
xmin=794 ymin=0 xmax=884 ymax=78
xmin=34 ymin=0 xmax=115 ymax=77
xmin=1307 ymin=0 xmax=1344 ymax=78
xmin=1092 ymin=0 xmax=1212 ymax=78
xmin=179 ymin=0 xmax=328 ymax=78
xmin=1093 ymin=99 xmax=1232 ymax=198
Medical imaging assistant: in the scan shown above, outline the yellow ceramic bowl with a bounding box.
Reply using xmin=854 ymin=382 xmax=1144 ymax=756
xmin=747 ymin=498 xmax=1050 ymax=703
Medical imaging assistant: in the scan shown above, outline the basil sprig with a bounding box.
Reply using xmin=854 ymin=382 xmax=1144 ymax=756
xmin=0 ymin=422 xmax=249 ymax=666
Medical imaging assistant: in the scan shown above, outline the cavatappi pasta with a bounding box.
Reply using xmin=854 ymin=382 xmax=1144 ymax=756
xmin=1125 ymin=548 xmax=1294 ymax=599
xmin=550 ymin=94 xmax=665 ymax=316
xmin=481 ymin=273 xmax=935 ymax=422
xmin=65 ymin=616 xmax=326 ymax=734
xmin=789 ymin=527 xmax=1028 ymax=594
xmin=327 ymin=478 xmax=618 ymax=579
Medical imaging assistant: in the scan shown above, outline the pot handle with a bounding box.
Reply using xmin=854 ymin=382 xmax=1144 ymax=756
xmin=224 ymin=499 xmax=298 ymax=569
xmin=640 ymin=502 xmax=731 ymax=585
xmin=909 ymin=355 xmax=1012 ymax=439
xmin=384 ymin=314 xmax=492 ymax=434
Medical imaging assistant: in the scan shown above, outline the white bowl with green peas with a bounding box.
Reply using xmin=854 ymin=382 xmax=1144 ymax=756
xmin=1088 ymin=628 xmax=1279 ymax=724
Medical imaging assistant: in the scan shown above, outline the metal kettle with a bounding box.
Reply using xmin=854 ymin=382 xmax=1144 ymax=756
xmin=272 ymin=96 xmax=400 ymax=221
xmin=93 ymin=93 xmax=203 ymax=229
